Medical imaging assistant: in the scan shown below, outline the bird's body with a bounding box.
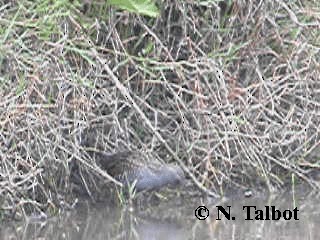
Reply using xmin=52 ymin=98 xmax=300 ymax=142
xmin=118 ymin=164 xmax=184 ymax=192
xmin=95 ymin=151 xmax=184 ymax=192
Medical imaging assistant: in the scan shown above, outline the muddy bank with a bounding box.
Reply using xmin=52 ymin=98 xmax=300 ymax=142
xmin=1 ymin=191 xmax=320 ymax=240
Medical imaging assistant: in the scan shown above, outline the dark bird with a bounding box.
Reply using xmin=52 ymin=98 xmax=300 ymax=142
xmin=94 ymin=151 xmax=185 ymax=192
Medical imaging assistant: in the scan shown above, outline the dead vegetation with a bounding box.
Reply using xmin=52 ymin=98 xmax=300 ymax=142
xmin=0 ymin=0 xmax=319 ymax=220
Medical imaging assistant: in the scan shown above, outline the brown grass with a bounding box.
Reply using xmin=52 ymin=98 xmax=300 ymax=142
xmin=0 ymin=0 xmax=319 ymax=220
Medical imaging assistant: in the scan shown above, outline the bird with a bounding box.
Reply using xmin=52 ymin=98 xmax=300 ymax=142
xmin=93 ymin=151 xmax=185 ymax=192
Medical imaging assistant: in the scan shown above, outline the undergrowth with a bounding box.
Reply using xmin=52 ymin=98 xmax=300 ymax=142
xmin=0 ymin=0 xmax=319 ymax=220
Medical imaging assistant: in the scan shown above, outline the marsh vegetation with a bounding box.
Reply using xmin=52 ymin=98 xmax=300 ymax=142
xmin=0 ymin=0 xmax=319 ymax=220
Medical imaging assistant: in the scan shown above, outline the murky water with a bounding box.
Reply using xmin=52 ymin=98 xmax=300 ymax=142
xmin=1 ymin=191 xmax=320 ymax=240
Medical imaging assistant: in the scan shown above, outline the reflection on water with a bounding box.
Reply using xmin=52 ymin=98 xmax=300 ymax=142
xmin=1 ymin=192 xmax=320 ymax=240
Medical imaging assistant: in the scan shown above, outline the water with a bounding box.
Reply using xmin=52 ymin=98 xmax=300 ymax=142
xmin=1 ymin=192 xmax=320 ymax=240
